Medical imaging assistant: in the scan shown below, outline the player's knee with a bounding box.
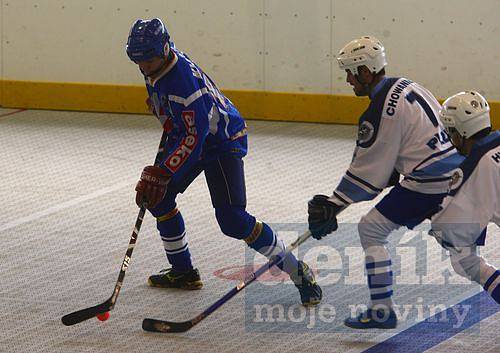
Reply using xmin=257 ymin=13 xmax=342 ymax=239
xmin=215 ymin=206 xmax=255 ymax=239
xmin=450 ymin=251 xmax=481 ymax=281
xmin=149 ymin=195 xmax=177 ymax=218
xmin=358 ymin=211 xmax=394 ymax=249
xmin=358 ymin=216 xmax=380 ymax=249
xmin=450 ymin=255 xmax=467 ymax=278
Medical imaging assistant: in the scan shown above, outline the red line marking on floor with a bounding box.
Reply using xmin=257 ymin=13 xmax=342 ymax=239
xmin=0 ymin=108 xmax=27 ymax=118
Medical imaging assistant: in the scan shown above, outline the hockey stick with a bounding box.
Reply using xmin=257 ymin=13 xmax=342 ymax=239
xmin=142 ymin=229 xmax=313 ymax=333
xmin=61 ymin=205 xmax=146 ymax=326
xmin=61 ymin=130 xmax=169 ymax=326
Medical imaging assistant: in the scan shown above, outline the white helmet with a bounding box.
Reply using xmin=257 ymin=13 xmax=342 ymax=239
xmin=439 ymin=91 xmax=491 ymax=138
xmin=337 ymin=36 xmax=387 ymax=76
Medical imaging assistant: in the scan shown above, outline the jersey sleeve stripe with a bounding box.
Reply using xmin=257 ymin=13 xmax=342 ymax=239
xmin=337 ymin=177 xmax=379 ymax=202
xmin=222 ymin=112 xmax=230 ymax=138
xmin=412 ymin=153 xmax=465 ymax=177
xmin=344 ymin=172 xmax=383 ymax=195
xmin=168 ymin=87 xmax=209 ymax=107
xmin=413 ymin=146 xmax=455 ymax=171
xmin=333 ymin=190 xmax=354 ymax=205
xmin=332 ymin=191 xmax=350 ymax=206
xmin=346 ymin=171 xmax=383 ymax=192
xmin=404 ymin=175 xmax=451 ymax=183
xmin=207 ymin=106 xmax=216 ymax=132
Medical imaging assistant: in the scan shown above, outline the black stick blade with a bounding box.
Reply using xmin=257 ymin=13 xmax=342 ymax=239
xmin=142 ymin=319 xmax=194 ymax=333
xmin=61 ymin=302 xmax=111 ymax=326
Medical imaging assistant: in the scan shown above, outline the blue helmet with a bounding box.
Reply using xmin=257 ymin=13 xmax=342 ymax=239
xmin=126 ymin=18 xmax=170 ymax=62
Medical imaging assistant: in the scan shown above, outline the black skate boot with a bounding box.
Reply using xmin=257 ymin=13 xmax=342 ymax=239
xmin=290 ymin=261 xmax=322 ymax=306
xmin=344 ymin=308 xmax=398 ymax=329
xmin=148 ymin=268 xmax=203 ymax=290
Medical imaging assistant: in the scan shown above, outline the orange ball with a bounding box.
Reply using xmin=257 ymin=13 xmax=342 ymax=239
xmin=96 ymin=312 xmax=110 ymax=322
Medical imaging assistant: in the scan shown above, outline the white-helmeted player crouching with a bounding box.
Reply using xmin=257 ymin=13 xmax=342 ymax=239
xmin=307 ymin=36 xmax=465 ymax=329
xmin=431 ymin=91 xmax=500 ymax=304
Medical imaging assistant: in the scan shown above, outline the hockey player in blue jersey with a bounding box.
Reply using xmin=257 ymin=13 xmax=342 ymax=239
xmin=307 ymin=36 xmax=465 ymax=328
xmin=431 ymin=91 xmax=499 ymax=304
xmin=126 ymin=18 xmax=321 ymax=306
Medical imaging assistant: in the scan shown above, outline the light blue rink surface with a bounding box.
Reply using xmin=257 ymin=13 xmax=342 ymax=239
xmin=363 ymin=292 xmax=499 ymax=353
xmin=0 ymin=108 xmax=498 ymax=353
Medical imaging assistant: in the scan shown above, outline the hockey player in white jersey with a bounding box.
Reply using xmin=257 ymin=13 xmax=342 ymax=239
xmin=307 ymin=36 xmax=465 ymax=329
xmin=431 ymin=91 xmax=499 ymax=304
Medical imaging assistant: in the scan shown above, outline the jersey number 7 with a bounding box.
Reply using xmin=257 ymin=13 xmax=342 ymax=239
xmin=405 ymin=91 xmax=439 ymax=127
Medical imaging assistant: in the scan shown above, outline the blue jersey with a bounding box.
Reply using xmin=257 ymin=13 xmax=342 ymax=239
xmin=145 ymin=45 xmax=247 ymax=182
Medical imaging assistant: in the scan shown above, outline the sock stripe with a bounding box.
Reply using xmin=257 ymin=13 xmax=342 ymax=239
xmin=371 ymin=290 xmax=394 ymax=300
xmin=268 ymin=239 xmax=286 ymax=258
xmin=165 ymin=243 xmax=189 ymax=255
xmin=262 ymin=233 xmax=278 ymax=257
xmin=161 ymin=231 xmax=186 ymax=243
xmin=157 ymin=208 xmax=179 ymax=222
xmin=367 ymin=265 xmax=392 ymax=275
xmin=484 ymin=270 xmax=500 ymax=292
xmin=366 ymin=260 xmax=392 ymax=269
xmin=247 ymin=222 xmax=298 ymax=274
xmin=370 ymin=286 xmax=393 ymax=295
xmin=162 ymin=231 xmax=188 ymax=252
xmin=368 ymin=271 xmax=393 ymax=288
xmin=244 ymin=220 xmax=263 ymax=245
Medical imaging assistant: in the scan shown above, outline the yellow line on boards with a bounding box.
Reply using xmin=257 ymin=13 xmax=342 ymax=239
xmin=0 ymin=80 xmax=498 ymax=128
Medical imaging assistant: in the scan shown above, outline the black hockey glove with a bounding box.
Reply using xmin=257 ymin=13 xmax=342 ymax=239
xmin=308 ymin=194 xmax=341 ymax=240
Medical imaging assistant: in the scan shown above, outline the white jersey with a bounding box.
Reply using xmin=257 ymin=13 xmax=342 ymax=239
xmin=431 ymin=131 xmax=500 ymax=247
xmin=330 ymin=77 xmax=464 ymax=207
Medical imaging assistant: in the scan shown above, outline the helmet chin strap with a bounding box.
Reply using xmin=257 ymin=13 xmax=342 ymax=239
xmin=354 ymin=72 xmax=372 ymax=95
xmin=450 ymin=129 xmax=468 ymax=155
xmin=146 ymin=62 xmax=167 ymax=78
xmin=142 ymin=43 xmax=173 ymax=78
xmin=143 ymin=52 xmax=173 ymax=79
xmin=458 ymin=135 xmax=468 ymax=155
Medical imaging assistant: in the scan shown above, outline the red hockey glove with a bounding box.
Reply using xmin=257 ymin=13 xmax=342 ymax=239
xmin=135 ymin=166 xmax=171 ymax=209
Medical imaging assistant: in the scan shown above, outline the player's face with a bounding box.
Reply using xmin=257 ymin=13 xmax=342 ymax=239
xmin=345 ymin=70 xmax=368 ymax=96
xmin=447 ymin=128 xmax=466 ymax=154
xmin=137 ymin=56 xmax=166 ymax=77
